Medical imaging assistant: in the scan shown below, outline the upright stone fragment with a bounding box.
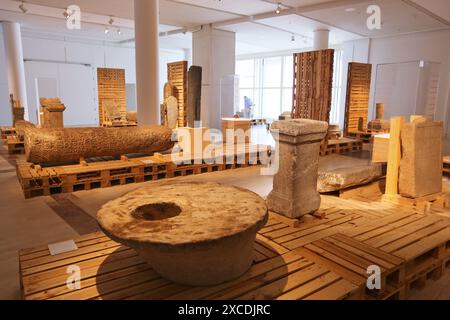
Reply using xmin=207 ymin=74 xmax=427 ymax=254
xmin=187 ymin=66 xmax=202 ymax=127
xmin=399 ymin=118 xmax=443 ymax=198
xmin=268 ymin=119 xmax=328 ymax=218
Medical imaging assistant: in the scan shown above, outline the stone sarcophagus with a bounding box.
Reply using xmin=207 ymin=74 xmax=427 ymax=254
xmin=24 ymin=125 xmax=174 ymax=164
xmin=267 ymin=119 xmax=328 ymax=218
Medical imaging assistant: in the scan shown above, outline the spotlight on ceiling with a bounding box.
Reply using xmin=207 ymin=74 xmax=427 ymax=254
xmin=291 ymin=34 xmax=295 ymax=42
xmin=275 ymin=3 xmax=282 ymax=14
xmin=108 ymin=17 xmax=115 ymax=25
xmin=104 ymin=26 xmax=110 ymax=34
xmin=117 ymin=28 xmax=122 ymax=35
xmin=19 ymin=1 xmax=28 ymax=14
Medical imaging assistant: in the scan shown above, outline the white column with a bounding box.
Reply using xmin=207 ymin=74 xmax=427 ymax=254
xmin=313 ymin=29 xmax=330 ymax=51
xmin=2 ymin=22 xmax=28 ymax=119
xmin=193 ymin=25 xmax=236 ymax=129
xmin=134 ymin=0 xmax=160 ymax=125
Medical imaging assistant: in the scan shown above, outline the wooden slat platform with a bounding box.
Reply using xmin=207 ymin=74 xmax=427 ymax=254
xmin=297 ymin=234 xmax=405 ymax=299
xmin=18 ymin=189 xmax=450 ymax=300
xmin=19 ymin=231 xmax=363 ymax=301
xmin=16 ymin=144 xmax=271 ymax=199
xmin=341 ymin=212 xmax=450 ymax=298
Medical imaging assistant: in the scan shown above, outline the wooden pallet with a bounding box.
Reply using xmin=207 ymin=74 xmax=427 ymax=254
xmin=1 ymin=126 xmax=16 ymax=140
xmin=16 ymin=144 xmax=271 ymax=199
xmin=7 ymin=135 xmax=25 ymax=155
xmin=344 ymin=63 xmax=372 ymax=135
xmin=341 ymin=212 xmax=450 ymax=298
xmin=382 ymin=193 xmax=447 ymax=213
xmin=19 ymin=231 xmax=363 ymax=300
xmin=296 ymin=234 xmax=405 ymax=299
xmin=320 ymin=138 xmax=363 ymax=156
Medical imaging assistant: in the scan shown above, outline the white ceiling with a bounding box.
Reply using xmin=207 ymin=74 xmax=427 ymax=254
xmin=0 ymin=0 xmax=448 ymax=55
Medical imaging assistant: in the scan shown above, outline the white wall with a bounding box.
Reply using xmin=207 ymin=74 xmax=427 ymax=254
xmin=340 ymin=29 xmax=450 ymax=136
xmin=0 ymin=27 xmax=186 ymax=126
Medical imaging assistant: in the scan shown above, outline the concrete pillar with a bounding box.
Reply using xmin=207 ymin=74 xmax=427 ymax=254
xmin=134 ymin=0 xmax=160 ymax=125
xmin=267 ymin=119 xmax=328 ymax=218
xmin=313 ymin=29 xmax=330 ymax=51
xmin=2 ymin=22 xmax=28 ymax=120
xmin=193 ymin=25 xmax=235 ymax=129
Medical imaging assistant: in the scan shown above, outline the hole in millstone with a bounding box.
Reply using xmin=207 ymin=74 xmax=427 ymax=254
xmin=131 ymin=203 xmax=182 ymax=221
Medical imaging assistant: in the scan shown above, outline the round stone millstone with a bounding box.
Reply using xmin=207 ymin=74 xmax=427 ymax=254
xmin=97 ymin=182 xmax=268 ymax=286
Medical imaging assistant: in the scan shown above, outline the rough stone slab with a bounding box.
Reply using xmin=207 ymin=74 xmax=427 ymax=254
xmin=318 ymin=153 xmax=383 ymax=193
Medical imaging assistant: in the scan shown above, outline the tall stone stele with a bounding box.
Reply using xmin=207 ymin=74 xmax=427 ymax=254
xmin=267 ymin=119 xmax=329 ymax=218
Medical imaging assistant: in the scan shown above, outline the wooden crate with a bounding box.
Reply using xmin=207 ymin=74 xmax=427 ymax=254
xmin=341 ymin=212 xmax=450 ymax=298
xmin=292 ymin=49 xmax=334 ymax=123
xmin=1 ymin=126 xmax=16 ymax=140
xmin=167 ymin=61 xmax=188 ymax=128
xmin=7 ymin=135 xmax=25 ymax=155
xmin=97 ymin=68 xmax=126 ymax=126
xmin=344 ymin=63 xmax=372 ymax=135
xmin=16 ymin=145 xmax=271 ymax=199
xmin=19 ymin=231 xmax=363 ymax=300
xmin=320 ymin=138 xmax=363 ymax=156
xmin=296 ymin=234 xmax=405 ymax=299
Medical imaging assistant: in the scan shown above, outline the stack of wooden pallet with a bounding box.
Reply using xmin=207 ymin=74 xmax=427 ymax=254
xmin=16 ymin=144 xmax=271 ymax=199
xmin=320 ymin=137 xmax=363 ymax=156
xmin=7 ymin=135 xmax=25 ymax=155
xmin=0 ymin=126 xmax=16 ymax=140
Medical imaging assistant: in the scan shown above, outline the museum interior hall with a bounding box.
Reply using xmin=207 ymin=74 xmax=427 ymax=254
xmin=0 ymin=0 xmax=450 ymax=303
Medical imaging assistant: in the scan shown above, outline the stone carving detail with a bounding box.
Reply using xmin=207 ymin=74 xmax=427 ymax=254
xmin=24 ymin=125 xmax=174 ymax=164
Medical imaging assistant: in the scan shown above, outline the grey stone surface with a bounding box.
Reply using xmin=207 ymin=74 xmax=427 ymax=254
xmin=317 ymin=153 xmax=383 ymax=193
xmin=267 ymin=119 xmax=328 ymax=218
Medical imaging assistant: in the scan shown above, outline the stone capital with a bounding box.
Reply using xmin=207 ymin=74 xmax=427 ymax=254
xmin=271 ymin=119 xmax=328 ymax=145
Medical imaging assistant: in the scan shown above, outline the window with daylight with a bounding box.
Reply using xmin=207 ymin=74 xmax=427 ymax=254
xmin=236 ymin=50 xmax=343 ymax=123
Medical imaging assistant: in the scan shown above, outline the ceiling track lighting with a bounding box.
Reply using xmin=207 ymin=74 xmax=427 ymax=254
xmin=291 ymin=34 xmax=295 ymax=42
xmin=275 ymin=2 xmax=282 ymax=15
xmin=117 ymin=28 xmax=122 ymax=35
xmin=19 ymin=1 xmax=28 ymax=14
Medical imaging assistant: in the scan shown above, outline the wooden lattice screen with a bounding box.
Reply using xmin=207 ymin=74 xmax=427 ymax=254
xmin=167 ymin=61 xmax=188 ymax=128
xmin=344 ymin=62 xmax=372 ymax=135
xmin=97 ymin=68 xmax=126 ymax=126
xmin=292 ymin=49 xmax=335 ymax=123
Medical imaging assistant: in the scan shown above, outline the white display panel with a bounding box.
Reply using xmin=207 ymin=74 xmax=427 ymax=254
xmin=374 ymin=61 xmax=441 ymax=120
xmin=25 ymin=60 xmax=98 ymax=127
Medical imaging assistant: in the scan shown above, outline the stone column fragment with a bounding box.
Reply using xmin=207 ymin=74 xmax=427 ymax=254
xmin=268 ymin=119 xmax=328 ymax=218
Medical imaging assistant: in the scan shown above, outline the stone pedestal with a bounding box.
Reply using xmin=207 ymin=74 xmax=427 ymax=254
xmin=399 ymin=118 xmax=443 ymax=198
xmin=40 ymin=98 xmax=66 ymax=129
xmin=268 ymin=119 xmax=328 ymax=218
